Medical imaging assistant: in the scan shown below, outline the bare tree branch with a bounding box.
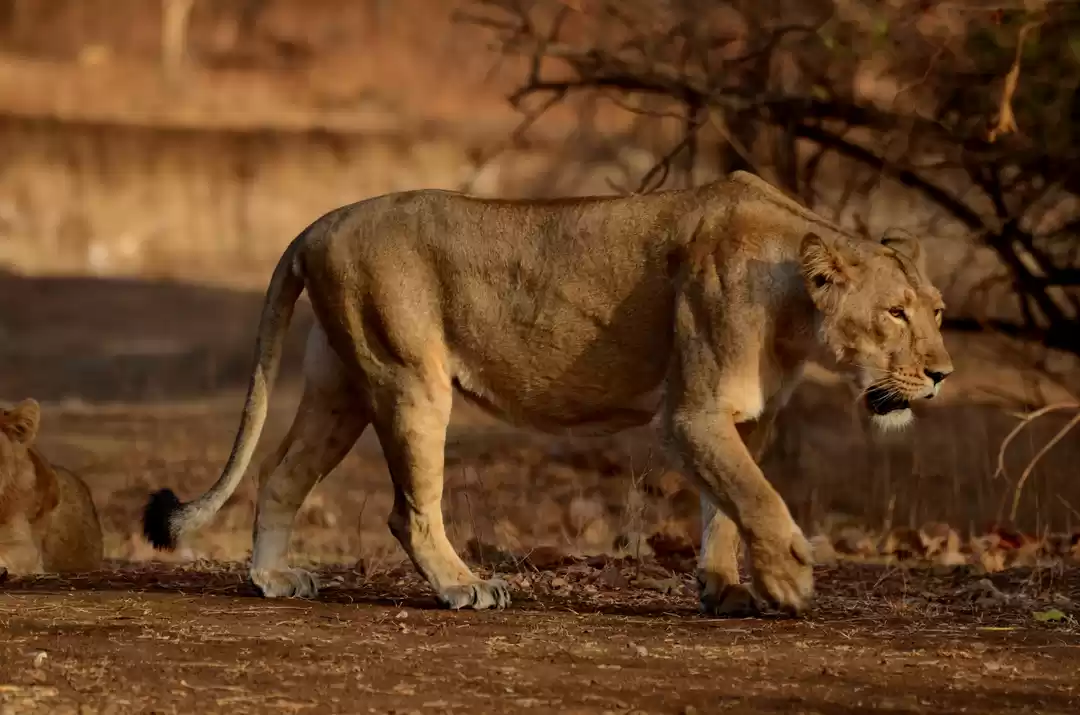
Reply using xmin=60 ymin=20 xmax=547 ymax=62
xmin=470 ymin=0 xmax=1080 ymax=357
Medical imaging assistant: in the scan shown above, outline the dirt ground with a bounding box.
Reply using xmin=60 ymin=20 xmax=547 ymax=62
xmin=0 ymin=563 xmax=1078 ymax=714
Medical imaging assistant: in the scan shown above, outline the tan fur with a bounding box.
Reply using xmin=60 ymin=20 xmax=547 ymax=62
xmin=145 ymin=171 xmax=952 ymax=615
xmin=0 ymin=399 xmax=104 ymax=576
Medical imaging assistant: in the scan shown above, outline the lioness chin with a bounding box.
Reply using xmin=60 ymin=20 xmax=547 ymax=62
xmin=142 ymin=170 xmax=952 ymax=617
xmin=0 ymin=399 xmax=104 ymax=576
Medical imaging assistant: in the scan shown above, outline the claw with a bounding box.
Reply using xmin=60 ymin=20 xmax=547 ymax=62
xmin=437 ymin=579 xmax=511 ymax=610
xmin=251 ymin=568 xmax=320 ymax=599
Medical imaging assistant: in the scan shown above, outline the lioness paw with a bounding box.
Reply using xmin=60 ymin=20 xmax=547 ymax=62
xmin=251 ymin=567 xmax=319 ymax=599
xmin=746 ymin=529 xmax=814 ymax=616
xmin=699 ymin=581 xmax=761 ymax=618
xmin=437 ymin=579 xmax=511 ymax=610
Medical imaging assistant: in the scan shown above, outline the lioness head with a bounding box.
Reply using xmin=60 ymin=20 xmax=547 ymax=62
xmin=800 ymin=228 xmax=953 ymax=430
xmin=0 ymin=399 xmax=41 ymax=480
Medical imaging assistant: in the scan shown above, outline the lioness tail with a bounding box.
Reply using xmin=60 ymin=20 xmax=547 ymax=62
xmin=143 ymin=236 xmax=306 ymax=550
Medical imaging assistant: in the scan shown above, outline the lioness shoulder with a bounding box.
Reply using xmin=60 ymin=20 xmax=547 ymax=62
xmin=0 ymin=399 xmax=103 ymax=576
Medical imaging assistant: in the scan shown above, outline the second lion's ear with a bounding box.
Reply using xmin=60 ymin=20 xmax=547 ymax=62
xmin=800 ymin=232 xmax=856 ymax=310
xmin=1 ymin=399 xmax=41 ymax=445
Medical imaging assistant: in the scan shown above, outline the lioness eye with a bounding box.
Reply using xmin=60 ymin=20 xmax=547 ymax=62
xmin=888 ymin=307 xmax=907 ymax=320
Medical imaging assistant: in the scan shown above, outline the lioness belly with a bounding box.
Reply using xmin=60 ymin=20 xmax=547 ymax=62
xmin=441 ymin=292 xmax=673 ymax=431
xmin=450 ymin=365 xmax=665 ymax=434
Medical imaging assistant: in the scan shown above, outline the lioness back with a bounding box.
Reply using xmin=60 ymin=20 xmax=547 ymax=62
xmin=300 ymin=189 xmax=698 ymax=429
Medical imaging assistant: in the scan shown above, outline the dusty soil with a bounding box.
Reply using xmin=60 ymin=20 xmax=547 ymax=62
xmin=1 ymin=562 xmax=1079 ymax=715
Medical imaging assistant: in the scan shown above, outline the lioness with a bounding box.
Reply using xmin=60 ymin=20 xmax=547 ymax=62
xmin=0 ymin=399 xmax=104 ymax=575
xmin=143 ymin=171 xmax=952 ymax=615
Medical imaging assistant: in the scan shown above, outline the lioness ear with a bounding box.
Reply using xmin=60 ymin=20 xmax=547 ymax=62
xmin=800 ymin=232 xmax=854 ymax=307
xmin=880 ymin=227 xmax=927 ymax=277
xmin=2 ymin=399 xmax=41 ymax=445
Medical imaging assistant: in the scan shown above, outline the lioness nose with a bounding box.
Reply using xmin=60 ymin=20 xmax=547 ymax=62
xmin=925 ymin=368 xmax=952 ymax=384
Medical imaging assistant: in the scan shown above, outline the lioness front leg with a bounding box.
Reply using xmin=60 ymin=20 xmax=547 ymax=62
xmin=372 ymin=374 xmax=510 ymax=610
xmin=697 ymin=417 xmax=779 ymax=616
xmin=0 ymin=514 xmax=45 ymax=576
xmin=668 ymin=409 xmax=813 ymax=616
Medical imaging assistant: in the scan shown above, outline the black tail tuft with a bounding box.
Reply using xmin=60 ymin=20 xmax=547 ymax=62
xmin=143 ymin=488 xmax=182 ymax=550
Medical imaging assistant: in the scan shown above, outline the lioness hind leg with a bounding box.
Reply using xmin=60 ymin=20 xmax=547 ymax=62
xmin=371 ymin=373 xmax=509 ymax=610
xmin=697 ymin=500 xmax=757 ymax=617
xmin=249 ymin=380 xmax=366 ymax=599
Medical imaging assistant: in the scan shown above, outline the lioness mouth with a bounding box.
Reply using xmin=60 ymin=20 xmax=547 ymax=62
xmin=864 ymin=385 xmax=910 ymax=415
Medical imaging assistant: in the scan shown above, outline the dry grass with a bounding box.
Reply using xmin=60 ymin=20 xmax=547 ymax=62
xmin=995 ymin=402 xmax=1080 ymax=522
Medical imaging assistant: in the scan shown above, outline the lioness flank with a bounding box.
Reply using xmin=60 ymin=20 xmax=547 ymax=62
xmin=143 ymin=171 xmax=952 ymax=616
xmin=0 ymin=399 xmax=104 ymax=576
